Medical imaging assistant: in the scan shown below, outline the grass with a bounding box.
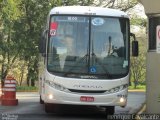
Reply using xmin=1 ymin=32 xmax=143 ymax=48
xmin=129 ymin=85 xmax=146 ymax=90
xmin=16 ymin=86 xmax=38 ymax=92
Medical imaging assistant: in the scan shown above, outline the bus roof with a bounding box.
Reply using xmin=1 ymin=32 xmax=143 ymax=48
xmin=49 ymin=6 xmax=129 ymax=18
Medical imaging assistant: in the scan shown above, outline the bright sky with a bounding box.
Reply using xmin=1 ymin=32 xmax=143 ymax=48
xmin=127 ymin=3 xmax=147 ymax=19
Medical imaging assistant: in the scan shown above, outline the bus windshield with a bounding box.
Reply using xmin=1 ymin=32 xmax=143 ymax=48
xmin=47 ymin=15 xmax=129 ymax=79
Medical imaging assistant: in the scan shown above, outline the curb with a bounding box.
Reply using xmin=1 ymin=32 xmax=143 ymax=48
xmin=135 ymin=103 xmax=146 ymax=120
xmin=128 ymin=89 xmax=146 ymax=92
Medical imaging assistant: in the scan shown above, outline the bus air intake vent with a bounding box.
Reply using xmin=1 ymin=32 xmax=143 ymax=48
xmin=68 ymin=89 xmax=106 ymax=93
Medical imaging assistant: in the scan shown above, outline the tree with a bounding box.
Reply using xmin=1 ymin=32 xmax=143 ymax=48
xmin=0 ymin=0 xmax=21 ymax=84
xmin=130 ymin=27 xmax=147 ymax=89
xmin=0 ymin=0 xmax=139 ymax=87
xmin=93 ymin=0 xmax=138 ymax=11
xmin=129 ymin=3 xmax=147 ymax=89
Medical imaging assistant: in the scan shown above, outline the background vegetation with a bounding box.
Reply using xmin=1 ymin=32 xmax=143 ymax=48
xmin=0 ymin=0 xmax=146 ymax=89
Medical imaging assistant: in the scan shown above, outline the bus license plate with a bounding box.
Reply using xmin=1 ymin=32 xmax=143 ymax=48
xmin=80 ymin=96 xmax=94 ymax=102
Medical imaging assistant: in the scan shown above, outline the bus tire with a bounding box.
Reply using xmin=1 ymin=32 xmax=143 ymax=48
xmin=40 ymin=95 xmax=44 ymax=104
xmin=45 ymin=103 xmax=55 ymax=113
xmin=105 ymin=106 xmax=115 ymax=115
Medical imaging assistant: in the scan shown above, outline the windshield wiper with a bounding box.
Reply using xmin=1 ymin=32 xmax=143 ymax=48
xmin=91 ymin=52 xmax=112 ymax=78
xmin=91 ymin=37 xmax=112 ymax=78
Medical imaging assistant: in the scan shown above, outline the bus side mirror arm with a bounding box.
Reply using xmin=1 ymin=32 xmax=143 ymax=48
xmin=130 ymin=33 xmax=139 ymax=57
xmin=39 ymin=30 xmax=48 ymax=57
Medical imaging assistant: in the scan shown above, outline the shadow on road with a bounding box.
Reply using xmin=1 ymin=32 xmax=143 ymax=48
xmin=43 ymin=105 xmax=107 ymax=119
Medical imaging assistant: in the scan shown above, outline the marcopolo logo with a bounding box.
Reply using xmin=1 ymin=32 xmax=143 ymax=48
xmin=73 ymin=84 xmax=103 ymax=89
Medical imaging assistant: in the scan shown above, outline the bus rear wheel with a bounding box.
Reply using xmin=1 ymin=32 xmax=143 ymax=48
xmin=105 ymin=106 xmax=115 ymax=115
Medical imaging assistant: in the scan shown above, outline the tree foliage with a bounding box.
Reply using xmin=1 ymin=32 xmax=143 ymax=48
xmin=131 ymin=17 xmax=147 ymax=27
xmin=0 ymin=0 xmax=22 ymax=83
xmin=130 ymin=28 xmax=147 ymax=88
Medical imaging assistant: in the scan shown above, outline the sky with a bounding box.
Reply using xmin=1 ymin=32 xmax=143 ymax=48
xmin=127 ymin=3 xmax=147 ymax=19
xmin=128 ymin=3 xmax=147 ymax=33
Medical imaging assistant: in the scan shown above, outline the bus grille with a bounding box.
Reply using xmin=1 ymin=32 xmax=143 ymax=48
xmin=68 ymin=89 xmax=106 ymax=93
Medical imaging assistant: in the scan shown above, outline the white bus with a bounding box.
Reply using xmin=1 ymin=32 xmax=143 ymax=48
xmin=38 ymin=6 xmax=138 ymax=114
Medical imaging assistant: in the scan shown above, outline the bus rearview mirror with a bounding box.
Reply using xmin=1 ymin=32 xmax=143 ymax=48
xmin=132 ymin=41 xmax=138 ymax=57
xmin=130 ymin=33 xmax=138 ymax=57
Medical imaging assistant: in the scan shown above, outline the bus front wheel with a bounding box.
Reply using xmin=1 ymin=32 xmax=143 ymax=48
xmin=45 ymin=103 xmax=56 ymax=113
xmin=40 ymin=95 xmax=44 ymax=104
xmin=105 ymin=106 xmax=115 ymax=115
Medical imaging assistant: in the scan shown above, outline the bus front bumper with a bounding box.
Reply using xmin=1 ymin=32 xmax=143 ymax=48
xmin=43 ymin=85 xmax=128 ymax=107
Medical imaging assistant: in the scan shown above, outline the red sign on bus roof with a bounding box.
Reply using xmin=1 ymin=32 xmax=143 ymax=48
xmin=50 ymin=22 xmax=58 ymax=30
xmin=50 ymin=22 xmax=58 ymax=36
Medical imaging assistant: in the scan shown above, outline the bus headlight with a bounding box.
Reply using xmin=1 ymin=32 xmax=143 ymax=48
xmin=119 ymin=97 xmax=125 ymax=103
xmin=46 ymin=80 xmax=67 ymax=91
xmin=105 ymin=84 xmax=128 ymax=94
xmin=48 ymin=94 xmax=54 ymax=99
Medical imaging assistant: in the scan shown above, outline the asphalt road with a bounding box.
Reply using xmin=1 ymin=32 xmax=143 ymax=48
xmin=0 ymin=91 xmax=145 ymax=120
